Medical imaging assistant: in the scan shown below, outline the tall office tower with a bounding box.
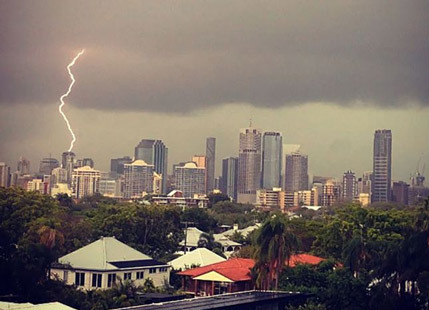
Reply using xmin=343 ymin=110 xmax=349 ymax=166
xmin=206 ymin=137 xmax=216 ymax=193
xmin=237 ymin=127 xmax=262 ymax=204
xmin=357 ymin=171 xmax=373 ymax=196
xmin=220 ymin=157 xmax=238 ymax=201
xmin=342 ymin=170 xmax=357 ymax=201
xmin=262 ymin=132 xmax=282 ymax=189
xmin=51 ymin=167 xmax=68 ymax=185
xmin=110 ymin=156 xmax=133 ymax=175
xmin=174 ymin=162 xmax=206 ymax=198
xmin=62 ymin=151 xmax=76 ymax=185
xmin=392 ymin=181 xmax=409 ymax=205
xmin=134 ymin=139 xmax=168 ymax=194
xmin=372 ymin=130 xmax=392 ymax=203
xmin=71 ymin=166 xmax=101 ymax=199
xmin=123 ymin=160 xmax=154 ymax=198
xmin=17 ymin=157 xmax=31 ymax=175
xmin=284 ymin=152 xmax=308 ymax=192
xmin=0 ymin=162 xmax=10 ymax=187
xmin=39 ymin=158 xmax=59 ymax=175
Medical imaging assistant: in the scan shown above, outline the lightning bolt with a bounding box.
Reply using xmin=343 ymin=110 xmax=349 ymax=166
xmin=59 ymin=49 xmax=85 ymax=152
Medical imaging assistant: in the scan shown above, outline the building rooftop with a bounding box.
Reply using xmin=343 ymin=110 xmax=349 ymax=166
xmin=57 ymin=237 xmax=166 ymax=271
xmin=168 ymin=248 xmax=226 ymax=270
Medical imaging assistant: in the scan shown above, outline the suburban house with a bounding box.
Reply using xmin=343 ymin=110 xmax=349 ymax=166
xmin=50 ymin=237 xmax=171 ymax=290
xmin=178 ymin=258 xmax=255 ymax=296
xmin=0 ymin=302 xmax=75 ymax=310
xmin=168 ymin=248 xmax=226 ymax=270
xmin=178 ymin=254 xmax=326 ymax=296
xmin=180 ymin=227 xmax=242 ymax=255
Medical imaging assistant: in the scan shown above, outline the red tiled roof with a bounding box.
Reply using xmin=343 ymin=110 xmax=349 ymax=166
xmin=287 ymin=253 xmax=325 ymax=267
xmin=178 ymin=258 xmax=255 ymax=282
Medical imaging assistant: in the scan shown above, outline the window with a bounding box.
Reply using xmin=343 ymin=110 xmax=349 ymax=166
xmin=159 ymin=267 xmax=168 ymax=272
xmin=149 ymin=268 xmax=157 ymax=274
xmin=75 ymin=272 xmax=85 ymax=286
xmin=63 ymin=270 xmax=68 ymax=282
xmin=92 ymin=273 xmax=102 ymax=288
xmin=108 ymin=274 xmax=116 ymax=288
xmin=124 ymin=272 xmax=132 ymax=280
xmin=136 ymin=271 xmax=144 ymax=279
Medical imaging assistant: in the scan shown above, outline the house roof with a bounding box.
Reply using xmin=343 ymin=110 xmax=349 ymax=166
xmin=179 ymin=227 xmax=205 ymax=247
xmin=58 ymin=237 xmax=153 ymax=271
xmin=287 ymin=253 xmax=325 ymax=267
xmin=178 ymin=254 xmax=326 ymax=282
xmin=0 ymin=302 xmax=76 ymax=310
xmin=168 ymin=248 xmax=226 ymax=270
xmin=178 ymin=258 xmax=255 ymax=282
xmin=215 ymin=223 xmax=260 ymax=239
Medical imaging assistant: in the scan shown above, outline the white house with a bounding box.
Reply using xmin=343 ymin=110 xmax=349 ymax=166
xmin=50 ymin=237 xmax=171 ymax=290
xmin=168 ymin=248 xmax=226 ymax=270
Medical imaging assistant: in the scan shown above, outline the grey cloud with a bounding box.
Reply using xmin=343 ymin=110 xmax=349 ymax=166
xmin=1 ymin=0 xmax=428 ymax=113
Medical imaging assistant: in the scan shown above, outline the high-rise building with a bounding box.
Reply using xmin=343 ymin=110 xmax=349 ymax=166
xmin=220 ymin=157 xmax=238 ymax=201
xmin=206 ymin=137 xmax=216 ymax=193
xmin=284 ymin=152 xmax=308 ymax=192
xmin=192 ymin=155 xmax=207 ymax=169
xmin=321 ymin=180 xmax=341 ymax=207
xmin=237 ymin=127 xmax=262 ymax=204
xmin=372 ymin=130 xmax=392 ymax=203
xmin=256 ymin=188 xmax=284 ymax=209
xmin=262 ymin=132 xmax=282 ymax=189
xmin=110 ymin=156 xmax=133 ymax=175
xmin=124 ymin=160 xmax=154 ymax=199
xmin=392 ymin=181 xmax=409 ymax=205
xmin=342 ymin=170 xmax=357 ymax=201
xmin=357 ymin=171 xmax=372 ymax=199
xmin=62 ymin=151 xmax=76 ymax=185
xmin=0 ymin=162 xmax=10 ymax=187
xmin=17 ymin=157 xmax=30 ymax=175
xmin=76 ymin=158 xmax=94 ymax=168
xmin=293 ymin=187 xmax=319 ymax=207
xmin=39 ymin=157 xmax=59 ymax=175
xmin=71 ymin=166 xmax=101 ymax=199
xmin=174 ymin=162 xmax=206 ymax=198
xmin=134 ymin=139 xmax=168 ymax=194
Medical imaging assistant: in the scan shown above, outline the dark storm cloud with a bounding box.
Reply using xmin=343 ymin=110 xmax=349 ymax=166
xmin=1 ymin=0 xmax=428 ymax=113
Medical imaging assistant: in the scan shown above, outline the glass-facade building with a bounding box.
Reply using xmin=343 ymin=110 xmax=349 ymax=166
xmin=372 ymin=129 xmax=392 ymax=203
xmin=261 ymin=132 xmax=282 ymax=189
xmin=221 ymin=157 xmax=238 ymax=201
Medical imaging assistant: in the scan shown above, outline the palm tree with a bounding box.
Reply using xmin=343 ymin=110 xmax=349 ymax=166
xmin=198 ymin=232 xmax=222 ymax=251
xmin=254 ymin=214 xmax=298 ymax=290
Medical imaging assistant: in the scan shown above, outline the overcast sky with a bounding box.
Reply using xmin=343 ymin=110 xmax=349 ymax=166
xmin=1 ymin=1 xmax=428 ymax=181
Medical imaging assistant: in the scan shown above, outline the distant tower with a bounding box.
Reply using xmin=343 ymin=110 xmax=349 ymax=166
xmin=71 ymin=166 xmax=101 ymax=199
xmin=262 ymin=132 xmax=282 ymax=189
xmin=342 ymin=170 xmax=357 ymax=201
xmin=0 ymin=162 xmax=10 ymax=187
xmin=221 ymin=157 xmax=238 ymax=201
xmin=205 ymin=137 xmax=216 ymax=194
xmin=110 ymin=156 xmax=133 ymax=176
xmin=284 ymin=152 xmax=308 ymax=192
xmin=17 ymin=157 xmax=31 ymax=175
xmin=174 ymin=162 xmax=206 ymax=198
xmin=39 ymin=157 xmax=59 ymax=175
xmin=62 ymin=151 xmax=76 ymax=185
xmin=237 ymin=125 xmax=262 ymax=204
xmin=123 ymin=160 xmax=154 ymax=198
xmin=134 ymin=139 xmax=168 ymax=194
xmin=372 ymin=130 xmax=392 ymax=203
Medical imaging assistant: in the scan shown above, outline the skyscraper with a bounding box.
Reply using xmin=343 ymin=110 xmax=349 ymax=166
xmin=135 ymin=139 xmax=168 ymax=194
xmin=0 ymin=162 xmax=10 ymax=187
xmin=62 ymin=151 xmax=76 ymax=185
xmin=342 ymin=170 xmax=357 ymax=201
xmin=39 ymin=157 xmax=59 ymax=175
xmin=110 ymin=156 xmax=133 ymax=175
xmin=206 ymin=137 xmax=216 ymax=193
xmin=220 ymin=157 xmax=238 ymax=201
xmin=17 ymin=157 xmax=30 ymax=175
xmin=124 ymin=160 xmax=154 ymax=198
xmin=71 ymin=166 xmax=101 ymax=199
xmin=284 ymin=152 xmax=308 ymax=192
xmin=372 ymin=130 xmax=392 ymax=203
xmin=174 ymin=162 xmax=206 ymax=198
xmin=237 ymin=126 xmax=262 ymax=203
xmin=262 ymin=132 xmax=282 ymax=189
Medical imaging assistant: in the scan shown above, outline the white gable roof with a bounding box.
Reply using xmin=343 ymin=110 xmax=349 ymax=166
xmin=59 ymin=237 xmax=151 ymax=271
xmin=0 ymin=302 xmax=76 ymax=310
xmin=179 ymin=227 xmax=205 ymax=247
xmin=168 ymin=248 xmax=226 ymax=270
